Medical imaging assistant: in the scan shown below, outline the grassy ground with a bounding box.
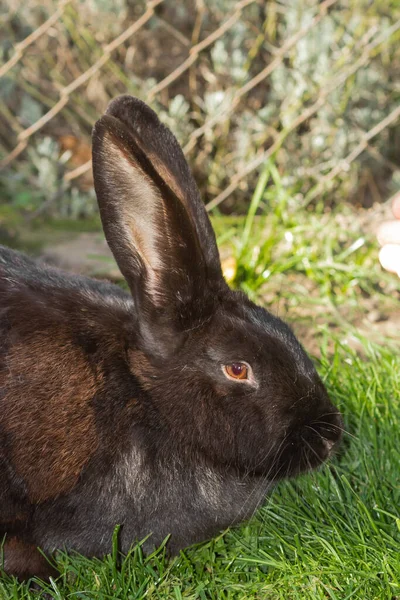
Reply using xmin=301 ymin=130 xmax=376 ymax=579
xmin=1 ymin=171 xmax=400 ymax=599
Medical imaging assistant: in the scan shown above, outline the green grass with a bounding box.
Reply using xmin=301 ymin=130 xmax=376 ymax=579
xmin=1 ymin=168 xmax=400 ymax=599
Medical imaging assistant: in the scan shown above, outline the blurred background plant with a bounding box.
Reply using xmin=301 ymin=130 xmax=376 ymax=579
xmin=1 ymin=0 xmax=399 ymax=221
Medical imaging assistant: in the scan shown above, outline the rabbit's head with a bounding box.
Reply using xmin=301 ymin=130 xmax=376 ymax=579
xmin=92 ymin=96 xmax=342 ymax=481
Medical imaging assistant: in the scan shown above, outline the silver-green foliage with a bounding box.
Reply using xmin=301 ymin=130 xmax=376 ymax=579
xmin=1 ymin=0 xmax=398 ymax=216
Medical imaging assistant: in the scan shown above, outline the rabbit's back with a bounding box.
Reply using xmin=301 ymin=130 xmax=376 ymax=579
xmin=0 ymin=245 xmax=131 ymax=302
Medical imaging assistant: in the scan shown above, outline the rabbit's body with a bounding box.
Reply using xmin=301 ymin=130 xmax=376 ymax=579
xmin=0 ymin=97 xmax=342 ymax=580
xmin=0 ymin=246 xmax=268 ymax=573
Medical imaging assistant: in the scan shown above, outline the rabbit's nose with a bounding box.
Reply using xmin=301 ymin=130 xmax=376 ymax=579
xmin=322 ymin=438 xmax=335 ymax=455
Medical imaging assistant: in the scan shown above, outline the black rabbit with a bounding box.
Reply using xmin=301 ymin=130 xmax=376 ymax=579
xmin=0 ymin=96 xmax=342 ymax=580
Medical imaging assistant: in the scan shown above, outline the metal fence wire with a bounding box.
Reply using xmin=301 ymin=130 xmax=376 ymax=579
xmin=1 ymin=0 xmax=399 ymax=216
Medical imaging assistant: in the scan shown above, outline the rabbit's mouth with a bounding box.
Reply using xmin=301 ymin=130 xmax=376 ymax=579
xmin=265 ymin=411 xmax=343 ymax=480
xmin=298 ymin=420 xmax=342 ymax=469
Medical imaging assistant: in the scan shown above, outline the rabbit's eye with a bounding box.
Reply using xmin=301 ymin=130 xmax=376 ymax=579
xmin=224 ymin=362 xmax=249 ymax=381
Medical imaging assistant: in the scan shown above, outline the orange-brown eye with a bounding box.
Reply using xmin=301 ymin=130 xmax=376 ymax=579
xmin=224 ymin=362 xmax=249 ymax=380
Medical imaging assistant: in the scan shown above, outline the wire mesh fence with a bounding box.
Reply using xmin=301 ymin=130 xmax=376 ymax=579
xmin=1 ymin=0 xmax=399 ymax=219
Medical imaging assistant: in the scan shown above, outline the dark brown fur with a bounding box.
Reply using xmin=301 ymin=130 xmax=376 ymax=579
xmin=1 ymin=332 xmax=99 ymax=502
xmin=1 ymin=538 xmax=58 ymax=581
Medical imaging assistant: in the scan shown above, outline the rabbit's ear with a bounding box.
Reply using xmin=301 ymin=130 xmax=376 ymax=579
xmin=92 ymin=96 xmax=225 ymax=357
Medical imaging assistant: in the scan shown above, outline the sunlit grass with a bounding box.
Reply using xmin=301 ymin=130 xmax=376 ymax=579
xmin=214 ymin=162 xmax=400 ymax=351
